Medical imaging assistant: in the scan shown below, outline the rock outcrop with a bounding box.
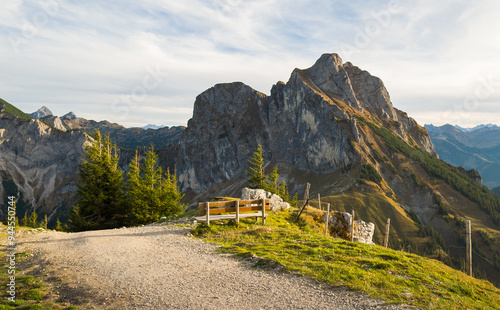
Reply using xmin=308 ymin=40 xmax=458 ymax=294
xmin=323 ymin=211 xmax=375 ymax=244
xmin=40 ymin=115 xmax=67 ymax=132
xmin=240 ymin=188 xmax=290 ymax=211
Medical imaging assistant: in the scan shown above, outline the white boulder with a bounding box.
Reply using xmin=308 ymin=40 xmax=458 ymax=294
xmin=241 ymin=187 xmax=290 ymax=211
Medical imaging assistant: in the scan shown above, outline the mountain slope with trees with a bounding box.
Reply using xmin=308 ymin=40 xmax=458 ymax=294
xmin=425 ymin=124 xmax=500 ymax=189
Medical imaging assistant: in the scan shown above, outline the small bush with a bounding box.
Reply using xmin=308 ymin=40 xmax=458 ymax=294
xmin=360 ymin=164 xmax=382 ymax=184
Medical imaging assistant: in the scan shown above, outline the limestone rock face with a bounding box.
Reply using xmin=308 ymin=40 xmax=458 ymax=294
xmin=240 ymin=187 xmax=290 ymax=211
xmin=0 ymin=113 xmax=89 ymax=222
xmin=176 ymin=53 xmax=436 ymax=196
xmin=41 ymin=116 xmax=67 ymax=132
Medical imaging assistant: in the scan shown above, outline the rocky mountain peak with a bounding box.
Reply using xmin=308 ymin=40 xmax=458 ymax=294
xmin=29 ymin=106 xmax=53 ymax=119
xmin=177 ymin=52 xmax=437 ymax=197
xmin=62 ymin=112 xmax=77 ymax=120
xmin=191 ymin=82 xmax=266 ymax=123
xmin=304 ymin=53 xmax=397 ymax=121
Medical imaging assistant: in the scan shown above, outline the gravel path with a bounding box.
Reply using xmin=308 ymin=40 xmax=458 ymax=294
xmin=18 ymin=225 xmax=413 ymax=309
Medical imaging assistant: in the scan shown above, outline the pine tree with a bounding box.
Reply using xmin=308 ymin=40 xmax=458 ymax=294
xmin=69 ymin=130 xmax=127 ymax=231
xmin=28 ymin=210 xmax=38 ymax=228
xmin=40 ymin=214 xmax=48 ymax=229
xmin=20 ymin=212 xmax=28 ymax=227
xmin=160 ymin=167 xmax=184 ymax=218
xmin=266 ymin=166 xmax=279 ymax=194
xmin=278 ymin=180 xmax=288 ymax=199
xmin=55 ymin=218 xmax=64 ymax=231
xmin=142 ymin=147 xmax=164 ymax=220
xmin=126 ymin=147 xmax=185 ymax=224
xmin=127 ymin=149 xmax=148 ymax=223
xmin=246 ymin=143 xmax=266 ymax=189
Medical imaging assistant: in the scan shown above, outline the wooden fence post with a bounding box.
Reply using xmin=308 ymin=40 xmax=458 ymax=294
xmin=324 ymin=203 xmax=331 ymax=236
xmin=206 ymin=202 xmax=210 ymax=225
xmin=295 ymin=183 xmax=311 ymax=221
xmin=351 ymin=210 xmax=355 ymax=242
xmin=235 ymin=200 xmax=240 ymax=224
xmin=466 ymin=220 xmax=472 ymax=276
xmin=318 ymin=193 xmax=321 ymax=211
xmin=384 ymin=218 xmax=390 ymax=248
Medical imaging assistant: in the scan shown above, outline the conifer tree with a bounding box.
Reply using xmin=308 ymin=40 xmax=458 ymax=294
xmin=246 ymin=143 xmax=266 ymax=189
xmin=266 ymin=166 xmax=279 ymax=194
xmin=160 ymin=167 xmax=184 ymax=217
xmin=55 ymin=218 xmax=64 ymax=231
xmin=20 ymin=212 xmax=28 ymax=227
xmin=28 ymin=210 xmax=38 ymax=228
xmin=69 ymin=130 xmax=127 ymax=231
xmin=40 ymin=214 xmax=48 ymax=229
xmin=126 ymin=147 xmax=184 ymax=224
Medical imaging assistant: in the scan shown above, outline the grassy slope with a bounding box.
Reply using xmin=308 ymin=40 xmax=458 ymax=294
xmin=362 ymin=119 xmax=500 ymax=284
xmin=308 ymin=186 xmax=422 ymax=248
xmin=0 ymin=98 xmax=32 ymax=120
xmin=193 ymin=210 xmax=500 ymax=309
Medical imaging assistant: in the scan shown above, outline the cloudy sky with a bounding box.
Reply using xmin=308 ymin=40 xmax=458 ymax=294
xmin=1 ymin=0 xmax=499 ymax=128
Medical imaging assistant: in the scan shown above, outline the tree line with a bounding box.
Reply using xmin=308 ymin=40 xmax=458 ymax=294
xmin=68 ymin=130 xmax=185 ymax=231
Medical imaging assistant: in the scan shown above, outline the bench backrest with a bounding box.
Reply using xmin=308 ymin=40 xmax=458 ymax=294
xmin=198 ymin=199 xmax=270 ymax=215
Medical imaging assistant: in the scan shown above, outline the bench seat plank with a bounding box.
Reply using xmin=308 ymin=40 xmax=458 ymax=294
xmin=198 ymin=199 xmax=270 ymax=208
xmin=194 ymin=212 xmax=263 ymax=221
xmin=198 ymin=205 xmax=270 ymax=215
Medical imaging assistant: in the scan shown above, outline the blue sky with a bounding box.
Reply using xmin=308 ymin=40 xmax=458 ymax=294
xmin=1 ymin=0 xmax=499 ymax=128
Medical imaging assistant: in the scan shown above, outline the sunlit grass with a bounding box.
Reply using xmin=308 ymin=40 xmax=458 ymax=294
xmin=193 ymin=209 xmax=500 ymax=309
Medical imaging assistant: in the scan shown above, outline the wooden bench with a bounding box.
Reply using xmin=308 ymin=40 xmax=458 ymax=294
xmin=194 ymin=199 xmax=270 ymax=225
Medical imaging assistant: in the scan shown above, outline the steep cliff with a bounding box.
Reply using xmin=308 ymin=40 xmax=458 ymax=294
xmin=177 ymin=53 xmax=436 ymax=196
xmin=0 ymin=108 xmax=89 ymax=224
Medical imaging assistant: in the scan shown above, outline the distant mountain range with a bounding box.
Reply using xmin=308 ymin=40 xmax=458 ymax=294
xmin=28 ymin=107 xmax=184 ymax=149
xmin=453 ymin=123 xmax=498 ymax=133
xmin=425 ymin=124 xmax=500 ymax=189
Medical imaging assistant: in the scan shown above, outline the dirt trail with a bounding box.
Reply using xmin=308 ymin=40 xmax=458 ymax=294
xmin=18 ymin=225 xmax=412 ymax=309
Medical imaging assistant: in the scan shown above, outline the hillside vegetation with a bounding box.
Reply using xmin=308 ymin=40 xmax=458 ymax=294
xmin=0 ymin=98 xmax=33 ymax=120
xmin=193 ymin=209 xmax=500 ymax=309
xmin=425 ymin=124 xmax=500 ymax=189
xmin=366 ymin=120 xmax=500 ymax=225
xmin=494 ymin=186 xmax=500 ymax=197
xmin=345 ymin=117 xmax=500 ymax=284
xmin=310 ymin=188 xmax=423 ymax=251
